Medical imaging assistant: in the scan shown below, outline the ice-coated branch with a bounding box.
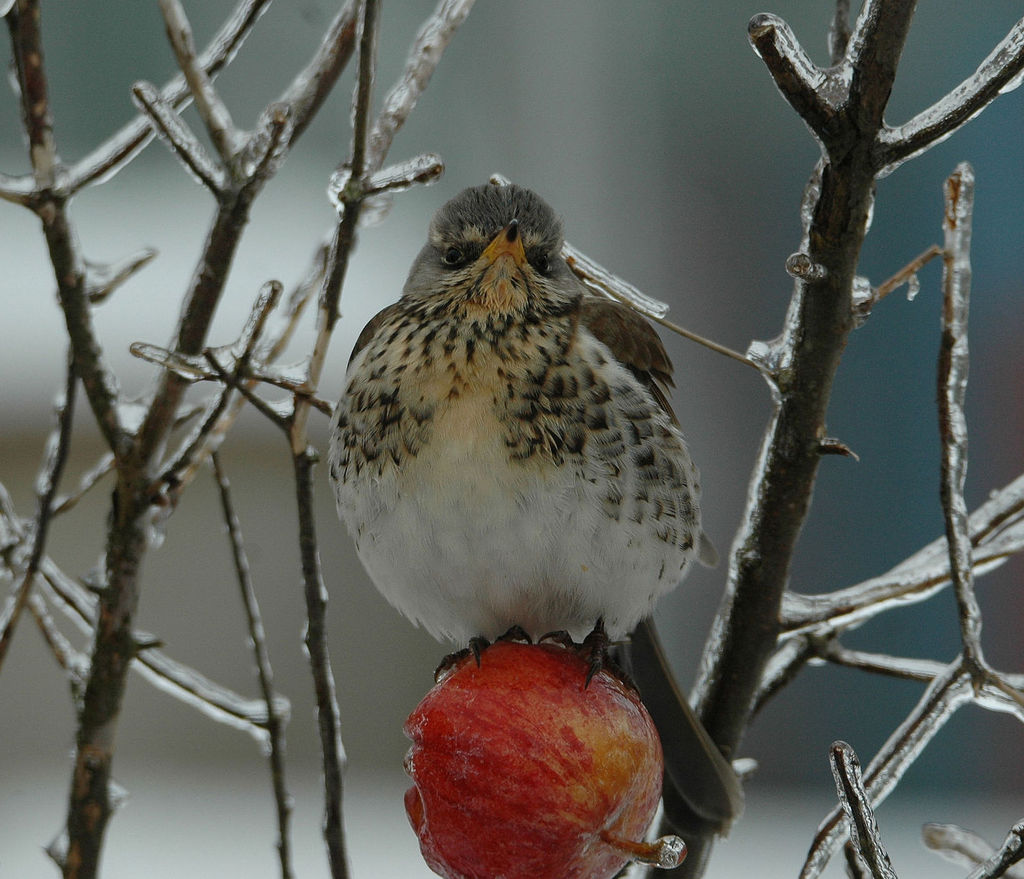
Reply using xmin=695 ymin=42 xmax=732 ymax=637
xmin=293 ymin=449 xmax=349 ymax=879
xmin=68 ymin=0 xmax=273 ymax=192
xmin=937 ymin=163 xmax=984 ymax=666
xmin=0 ymin=353 xmax=75 ymax=674
xmin=130 ymin=81 xmax=226 ymax=193
xmin=0 ymin=169 xmax=35 ymax=205
xmin=679 ymin=6 xmax=920 ymax=874
xmin=6 ymin=0 xmax=126 ymax=456
xmin=275 ymin=0 xmax=359 ymax=148
xmin=212 ymin=453 xmax=293 ymax=879
xmin=85 ymin=248 xmax=158 ymax=304
xmin=798 ymin=662 xmax=973 ymax=878
xmin=969 ymin=822 xmax=1024 ymax=879
xmin=925 ymin=822 xmax=1024 ymax=879
xmin=829 ymin=742 xmax=898 ymax=879
xmin=877 ymin=16 xmax=1024 ymax=172
xmin=780 ymin=473 xmax=1024 ymax=638
xmin=746 ymin=14 xmax=838 ymax=147
xmin=366 ymin=0 xmax=477 ymax=171
xmin=159 ymin=0 xmax=240 ymax=164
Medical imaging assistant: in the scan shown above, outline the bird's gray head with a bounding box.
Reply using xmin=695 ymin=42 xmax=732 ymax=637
xmin=403 ymin=183 xmax=578 ymax=314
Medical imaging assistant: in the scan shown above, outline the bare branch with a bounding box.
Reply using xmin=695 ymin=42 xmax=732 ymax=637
xmin=131 ymin=81 xmax=226 ymax=193
xmin=0 ymin=169 xmax=35 ymax=205
xmin=212 ymin=453 xmax=293 ymax=879
xmin=924 ymin=823 xmax=1024 ymax=879
xmin=971 ymin=823 xmax=1024 ymax=879
xmin=68 ymin=0 xmax=273 ymax=192
xmin=938 ymin=162 xmax=983 ymax=665
xmin=366 ymin=0 xmax=477 ymax=171
xmin=0 ymin=350 xmax=75 ymax=674
xmin=877 ymin=17 xmax=1024 ymax=172
xmin=746 ymin=14 xmax=838 ymax=146
xmin=799 ymin=662 xmax=973 ymax=879
xmin=780 ymin=471 xmax=1024 ymax=637
xmin=275 ymin=1 xmax=359 ymax=147
xmin=682 ymin=7 xmax=920 ymax=873
xmin=829 ymin=742 xmax=898 ymax=879
xmin=85 ymin=248 xmax=158 ymax=304
xmin=159 ymin=0 xmax=239 ymax=163
xmin=869 ymin=243 xmax=942 ymax=307
xmin=293 ymin=449 xmax=349 ymax=879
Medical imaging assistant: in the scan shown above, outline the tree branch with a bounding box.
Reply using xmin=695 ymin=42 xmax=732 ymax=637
xmin=0 ymin=350 xmax=75 ymax=673
xmin=212 ymin=453 xmax=293 ymax=879
xmin=829 ymin=742 xmax=898 ymax=879
xmin=876 ymin=17 xmax=1024 ymax=172
xmin=68 ymin=0 xmax=273 ymax=192
xmin=680 ymin=5 xmax=919 ymax=872
xmin=938 ymin=163 xmax=983 ymax=666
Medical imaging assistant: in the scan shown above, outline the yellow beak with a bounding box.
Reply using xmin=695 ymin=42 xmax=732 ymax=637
xmin=479 ymin=219 xmax=527 ymax=267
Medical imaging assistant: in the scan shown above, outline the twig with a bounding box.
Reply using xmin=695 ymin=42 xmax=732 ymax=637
xmin=6 ymin=0 xmax=126 ymax=456
xmin=967 ymin=822 xmax=1024 ymax=879
xmin=212 ymin=453 xmax=293 ymax=879
xmin=924 ymin=823 xmax=1024 ymax=879
xmin=85 ymin=248 xmax=158 ymax=304
xmin=293 ymin=449 xmax=349 ymax=879
xmin=28 ymin=591 xmax=88 ymax=699
xmin=938 ymin=163 xmax=984 ymax=667
xmin=779 ymin=471 xmax=1024 ymax=637
xmin=130 ymin=81 xmax=226 ymax=193
xmin=159 ymin=0 xmax=239 ymax=163
xmin=365 ymin=0 xmax=477 ymax=170
xmin=876 ymin=17 xmax=1024 ymax=172
xmin=684 ymin=4 xmax=919 ymax=873
xmin=829 ymin=742 xmax=898 ymax=879
xmin=0 ymin=350 xmax=76 ymax=674
xmin=68 ymin=0 xmax=273 ymax=192
xmin=870 ymin=243 xmax=943 ymax=306
xmin=799 ymin=661 xmax=974 ymax=879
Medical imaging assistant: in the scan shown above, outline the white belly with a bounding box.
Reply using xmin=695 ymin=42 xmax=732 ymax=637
xmin=334 ymin=391 xmax=688 ymax=643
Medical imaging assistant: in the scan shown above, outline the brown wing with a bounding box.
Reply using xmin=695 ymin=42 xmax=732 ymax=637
xmin=578 ymin=296 xmax=678 ymax=423
xmin=347 ymin=301 xmax=405 ymax=368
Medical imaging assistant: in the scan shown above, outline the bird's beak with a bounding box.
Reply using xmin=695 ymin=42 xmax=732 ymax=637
xmin=479 ymin=219 xmax=527 ymax=267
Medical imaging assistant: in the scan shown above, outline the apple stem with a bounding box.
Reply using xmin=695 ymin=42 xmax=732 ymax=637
xmin=600 ymin=830 xmax=688 ymax=869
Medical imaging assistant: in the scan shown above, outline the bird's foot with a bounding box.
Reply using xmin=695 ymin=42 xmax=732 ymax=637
xmin=433 ymin=635 xmax=492 ymax=682
xmin=496 ymin=625 xmax=533 ymax=644
xmin=579 ymin=618 xmax=636 ymax=691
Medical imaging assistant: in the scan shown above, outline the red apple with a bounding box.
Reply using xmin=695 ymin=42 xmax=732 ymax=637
xmin=403 ymin=639 xmax=685 ymax=879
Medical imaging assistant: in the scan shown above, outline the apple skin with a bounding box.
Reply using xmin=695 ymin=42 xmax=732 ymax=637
xmin=403 ymin=640 xmax=666 ymax=879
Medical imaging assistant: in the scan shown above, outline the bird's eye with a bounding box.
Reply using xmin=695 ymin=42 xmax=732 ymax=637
xmin=532 ymin=253 xmax=552 ymax=275
xmin=441 ymin=246 xmax=465 ymax=267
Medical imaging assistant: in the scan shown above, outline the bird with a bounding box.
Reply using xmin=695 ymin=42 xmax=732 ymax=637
xmin=328 ymin=182 xmax=741 ymax=832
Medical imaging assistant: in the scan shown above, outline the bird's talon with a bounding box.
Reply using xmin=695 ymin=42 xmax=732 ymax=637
xmin=496 ymin=625 xmax=533 ymax=644
xmin=539 ymin=629 xmax=577 ymax=649
xmin=469 ymin=636 xmax=491 ymax=666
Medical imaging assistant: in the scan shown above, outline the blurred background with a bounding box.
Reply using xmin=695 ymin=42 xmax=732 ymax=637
xmin=1 ymin=1 xmax=1021 ymax=876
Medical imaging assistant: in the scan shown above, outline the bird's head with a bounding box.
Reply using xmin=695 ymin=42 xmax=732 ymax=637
xmin=403 ymin=183 xmax=580 ymax=316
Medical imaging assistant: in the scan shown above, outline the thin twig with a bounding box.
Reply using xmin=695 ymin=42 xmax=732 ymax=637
xmin=876 ymin=17 xmax=1024 ymax=172
xmin=365 ymin=0 xmax=477 ymax=170
xmin=938 ymin=162 xmax=984 ymax=666
xmin=293 ymin=449 xmax=349 ymax=879
xmin=159 ymin=0 xmax=239 ymax=164
xmin=0 ymin=350 xmax=76 ymax=673
xmin=871 ymin=243 xmax=942 ymax=305
xmin=68 ymin=0 xmax=273 ymax=192
xmin=829 ymin=742 xmax=898 ymax=879
xmin=130 ymin=81 xmax=225 ymax=193
xmin=211 ymin=453 xmax=293 ymax=879
xmin=924 ymin=823 xmax=1024 ymax=879
xmin=967 ymin=822 xmax=1024 ymax=879
xmin=799 ymin=661 xmax=973 ymax=879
